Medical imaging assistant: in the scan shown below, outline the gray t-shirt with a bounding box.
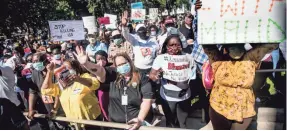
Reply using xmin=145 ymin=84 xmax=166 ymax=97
xmin=0 ymin=66 xmax=20 ymax=106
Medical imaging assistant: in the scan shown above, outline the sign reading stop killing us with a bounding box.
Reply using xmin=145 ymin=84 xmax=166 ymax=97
xmin=197 ymin=0 xmax=286 ymax=44
xmin=48 ymin=20 xmax=85 ymax=41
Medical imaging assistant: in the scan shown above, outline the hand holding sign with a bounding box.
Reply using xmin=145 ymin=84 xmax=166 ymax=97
xmin=195 ymin=0 xmax=202 ymax=11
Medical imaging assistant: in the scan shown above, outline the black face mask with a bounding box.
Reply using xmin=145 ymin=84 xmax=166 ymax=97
xmin=137 ymin=31 xmax=147 ymax=40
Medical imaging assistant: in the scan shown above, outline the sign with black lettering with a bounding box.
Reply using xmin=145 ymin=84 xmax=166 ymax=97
xmin=162 ymin=55 xmax=194 ymax=82
xmin=48 ymin=20 xmax=85 ymax=41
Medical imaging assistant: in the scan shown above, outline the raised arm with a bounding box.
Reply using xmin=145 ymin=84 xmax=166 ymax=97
xmin=73 ymin=46 xmax=106 ymax=83
xmin=121 ymin=11 xmax=137 ymax=45
xmin=41 ymin=63 xmax=55 ymax=89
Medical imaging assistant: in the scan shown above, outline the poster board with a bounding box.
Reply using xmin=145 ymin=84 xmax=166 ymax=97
xmin=149 ymin=8 xmax=158 ymax=20
xmin=131 ymin=2 xmax=143 ymax=9
xmin=131 ymin=9 xmax=146 ymax=21
xmin=48 ymin=20 xmax=85 ymax=41
xmin=198 ymin=0 xmax=286 ymax=44
xmin=82 ymin=16 xmax=97 ymax=34
xmin=104 ymin=14 xmax=117 ymax=29
xmin=162 ymin=55 xmax=192 ymax=82
xmin=98 ymin=17 xmax=110 ymax=25
xmin=162 ymin=10 xmax=168 ymax=16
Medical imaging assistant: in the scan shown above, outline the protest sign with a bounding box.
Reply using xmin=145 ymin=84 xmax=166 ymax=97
xmin=98 ymin=17 xmax=110 ymax=25
xmin=48 ymin=20 xmax=85 ymax=41
xmin=198 ymin=0 xmax=286 ymax=44
xmin=149 ymin=8 xmax=158 ymax=20
xmin=104 ymin=14 xmax=117 ymax=29
xmin=131 ymin=9 xmax=146 ymax=21
xmin=176 ymin=6 xmax=185 ymax=14
xmin=162 ymin=55 xmax=192 ymax=82
xmin=131 ymin=2 xmax=143 ymax=9
xmin=82 ymin=16 xmax=97 ymax=34
xmin=162 ymin=9 xmax=168 ymax=16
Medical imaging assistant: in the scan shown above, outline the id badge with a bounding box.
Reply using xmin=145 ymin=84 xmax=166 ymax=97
xmin=42 ymin=95 xmax=54 ymax=104
xmin=121 ymin=95 xmax=128 ymax=105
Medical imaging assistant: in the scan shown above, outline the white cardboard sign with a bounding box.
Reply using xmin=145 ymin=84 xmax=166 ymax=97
xmin=131 ymin=9 xmax=146 ymax=21
xmin=149 ymin=8 xmax=158 ymax=20
xmin=48 ymin=20 xmax=85 ymax=41
xmin=104 ymin=14 xmax=117 ymax=29
xmin=198 ymin=0 xmax=286 ymax=44
xmin=82 ymin=16 xmax=97 ymax=34
xmin=162 ymin=55 xmax=193 ymax=82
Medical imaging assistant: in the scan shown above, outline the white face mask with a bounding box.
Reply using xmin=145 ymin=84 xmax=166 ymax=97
xmin=150 ymin=31 xmax=157 ymax=36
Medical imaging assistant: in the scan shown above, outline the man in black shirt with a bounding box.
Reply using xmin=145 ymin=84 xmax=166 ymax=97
xmin=179 ymin=13 xmax=195 ymax=54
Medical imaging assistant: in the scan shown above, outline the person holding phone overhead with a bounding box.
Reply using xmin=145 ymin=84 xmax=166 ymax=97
xmin=74 ymin=45 xmax=155 ymax=130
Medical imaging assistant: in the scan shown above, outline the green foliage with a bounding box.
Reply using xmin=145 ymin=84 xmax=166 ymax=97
xmin=0 ymin=0 xmax=189 ymax=37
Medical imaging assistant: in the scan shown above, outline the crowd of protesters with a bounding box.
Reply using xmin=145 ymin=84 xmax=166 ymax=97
xmin=0 ymin=0 xmax=286 ymax=130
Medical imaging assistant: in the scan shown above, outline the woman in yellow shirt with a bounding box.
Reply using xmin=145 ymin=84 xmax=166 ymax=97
xmin=41 ymin=59 xmax=103 ymax=129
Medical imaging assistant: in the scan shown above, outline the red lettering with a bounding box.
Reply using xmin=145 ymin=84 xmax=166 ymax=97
xmin=167 ymin=63 xmax=190 ymax=70
xmin=269 ymin=0 xmax=283 ymax=12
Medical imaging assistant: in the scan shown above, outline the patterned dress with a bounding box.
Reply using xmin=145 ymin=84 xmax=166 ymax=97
xmin=203 ymin=44 xmax=279 ymax=122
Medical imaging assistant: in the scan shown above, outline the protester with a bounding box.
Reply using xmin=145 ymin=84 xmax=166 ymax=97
xmin=27 ymin=52 xmax=57 ymax=130
xmin=94 ymin=50 xmax=114 ymax=121
xmin=0 ymin=66 xmax=29 ymax=129
xmin=108 ymin=30 xmax=134 ymax=63
xmin=41 ymin=60 xmax=102 ymax=129
xmin=149 ymin=35 xmax=196 ymax=128
xmin=50 ymin=44 xmax=63 ymax=67
xmin=75 ymin=45 xmax=154 ymax=129
xmin=149 ymin=25 xmax=159 ymax=38
xmin=202 ymin=43 xmax=279 ymax=130
xmin=85 ymin=32 xmax=108 ymax=63
xmin=121 ymin=11 xmax=160 ymax=77
xmin=179 ymin=12 xmax=194 ymax=54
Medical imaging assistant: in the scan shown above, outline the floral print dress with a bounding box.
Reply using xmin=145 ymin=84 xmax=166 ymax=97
xmin=203 ymin=44 xmax=279 ymax=122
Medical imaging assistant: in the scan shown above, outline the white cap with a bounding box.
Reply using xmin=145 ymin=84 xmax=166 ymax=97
xmin=135 ymin=24 xmax=145 ymax=32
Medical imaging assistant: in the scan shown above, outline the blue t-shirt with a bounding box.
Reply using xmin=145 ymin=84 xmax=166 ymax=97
xmin=85 ymin=42 xmax=108 ymax=62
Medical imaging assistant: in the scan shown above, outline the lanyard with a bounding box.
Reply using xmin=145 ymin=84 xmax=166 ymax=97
xmin=123 ymin=86 xmax=128 ymax=124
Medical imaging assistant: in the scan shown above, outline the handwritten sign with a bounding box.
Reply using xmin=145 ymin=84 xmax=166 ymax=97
xmin=131 ymin=9 xmax=146 ymax=21
xmin=131 ymin=2 xmax=143 ymax=9
xmin=149 ymin=8 xmax=158 ymax=20
xmin=49 ymin=20 xmax=85 ymax=41
xmin=162 ymin=55 xmax=193 ymax=82
xmin=104 ymin=14 xmax=117 ymax=29
xmin=198 ymin=0 xmax=286 ymax=44
xmin=82 ymin=16 xmax=98 ymax=34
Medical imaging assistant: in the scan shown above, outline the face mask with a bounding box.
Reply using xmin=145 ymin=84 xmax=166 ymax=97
xmin=113 ymin=38 xmax=123 ymax=45
xmin=150 ymin=31 xmax=157 ymax=36
xmin=117 ymin=63 xmax=131 ymax=75
xmin=228 ymin=46 xmax=245 ymax=59
xmin=167 ymin=46 xmax=182 ymax=55
xmin=54 ymin=54 xmax=61 ymax=60
xmin=89 ymin=38 xmax=96 ymax=44
xmin=33 ymin=62 xmax=45 ymax=71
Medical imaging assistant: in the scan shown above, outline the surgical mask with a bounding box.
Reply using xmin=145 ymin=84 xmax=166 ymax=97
xmin=117 ymin=63 xmax=131 ymax=75
xmin=113 ymin=38 xmax=123 ymax=45
xmin=33 ymin=62 xmax=45 ymax=71
xmin=150 ymin=31 xmax=157 ymax=36
xmin=89 ymin=38 xmax=96 ymax=44
xmin=228 ymin=46 xmax=245 ymax=59
xmin=54 ymin=54 xmax=61 ymax=60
